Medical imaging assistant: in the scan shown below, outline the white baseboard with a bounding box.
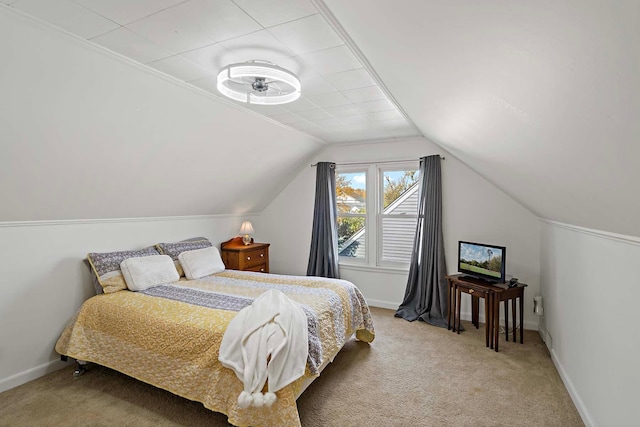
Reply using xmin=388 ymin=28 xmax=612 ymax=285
xmin=538 ymin=327 xmax=546 ymax=342
xmin=550 ymin=349 xmax=596 ymax=427
xmin=538 ymin=317 xmax=551 ymax=344
xmin=367 ymin=300 xmax=539 ymax=330
xmin=366 ymin=299 xmax=400 ymax=310
xmin=0 ymin=359 xmax=70 ymax=393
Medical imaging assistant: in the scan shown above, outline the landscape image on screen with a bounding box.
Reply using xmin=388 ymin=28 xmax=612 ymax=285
xmin=459 ymin=243 xmax=503 ymax=278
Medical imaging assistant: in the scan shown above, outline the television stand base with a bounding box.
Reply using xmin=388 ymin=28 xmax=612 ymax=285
xmin=446 ymin=274 xmax=527 ymax=352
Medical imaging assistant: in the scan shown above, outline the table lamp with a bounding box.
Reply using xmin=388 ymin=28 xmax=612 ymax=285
xmin=239 ymin=221 xmax=254 ymax=245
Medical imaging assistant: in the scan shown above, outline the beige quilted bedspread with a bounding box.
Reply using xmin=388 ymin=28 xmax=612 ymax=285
xmin=56 ymin=270 xmax=375 ymax=427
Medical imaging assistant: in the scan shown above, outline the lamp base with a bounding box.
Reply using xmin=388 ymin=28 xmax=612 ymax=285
xmin=242 ymin=234 xmax=252 ymax=245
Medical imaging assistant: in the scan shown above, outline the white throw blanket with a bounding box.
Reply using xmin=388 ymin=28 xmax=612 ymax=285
xmin=218 ymin=289 xmax=309 ymax=408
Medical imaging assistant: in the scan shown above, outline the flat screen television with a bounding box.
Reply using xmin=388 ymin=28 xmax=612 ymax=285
xmin=458 ymin=241 xmax=506 ymax=283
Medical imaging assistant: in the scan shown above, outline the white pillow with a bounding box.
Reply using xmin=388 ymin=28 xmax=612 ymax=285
xmin=178 ymin=246 xmax=226 ymax=280
xmin=120 ymin=255 xmax=179 ymax=291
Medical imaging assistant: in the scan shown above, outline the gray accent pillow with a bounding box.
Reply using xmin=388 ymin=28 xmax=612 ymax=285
xmin=84 ymin=258 xmax=104 ymax=295
xmin=182 ymin=236 xmax=210 ymax=243
xmin=156 ymin=238 xmax=212 ymax=277
xmin=87 ymin=246 xmax=161 ymax=293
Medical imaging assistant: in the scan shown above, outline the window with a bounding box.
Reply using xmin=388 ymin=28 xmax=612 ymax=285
xmin=337 ymin=162 xmax=419 ymax=268
xmin=337 ymin=171 xmax=367 ymax=259
xmin=379 ymin=168 xmax=420 ymax=264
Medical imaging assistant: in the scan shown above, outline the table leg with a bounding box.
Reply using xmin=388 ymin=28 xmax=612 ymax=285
xmin=494 ymin=293 xmax=500 ymax=352
xmin=490 ymin=295 xmax=493 ymax=348
xmin=452 ymin=283 xmax=457 ymax=332
xmin=447 ymin=281 xmax=452 ymax=330
xmin=512 ymin=297 xmax=517 ymax=342
xmin=484 ymin=296 xmax=490 ymax=347
xmin=456 ymin=286 xmax=462 ymax=334
xmin=454 ymin=283 xmax=458 ymax=332
xmin=519 ymin=292 xmax=524 ymax=344
xmin=472 ymin=296 xmax=479 ymax=328
xmin=504 ymin=300 xmax=509 ymax=341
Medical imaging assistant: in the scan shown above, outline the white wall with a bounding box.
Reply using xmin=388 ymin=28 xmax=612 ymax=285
xmin=0 ymin=214 xmax=263 ymax=392
xmin=540 ymin=221 xmax=640 ymax=427
xmin=260 ymin=137 xmax=541 ymax=328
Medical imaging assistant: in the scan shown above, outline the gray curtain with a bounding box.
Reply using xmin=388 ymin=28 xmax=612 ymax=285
xmin=307 ymin=162 xmax=340 ymax=279
xmin=395 ymin=155 xmax=448 ymax=327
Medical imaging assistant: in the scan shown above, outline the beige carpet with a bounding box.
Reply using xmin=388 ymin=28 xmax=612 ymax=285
xmin=0 ymin=307 xmax=583 ymax=426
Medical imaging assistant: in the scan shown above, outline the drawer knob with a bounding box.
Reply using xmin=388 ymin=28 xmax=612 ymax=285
xmin=469 ymin=289 xmax=475 ymax=294
xmin=260 ymin=268 xmax=264 ymax=272
xmin=260 ymin=253 xmax=264 ymax=258
xmin=247 ymin=256 xmax=251 ymax=260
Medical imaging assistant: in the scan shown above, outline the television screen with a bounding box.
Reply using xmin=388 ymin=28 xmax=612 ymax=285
xmin=458 ymin=241 xmax=506 ymax=283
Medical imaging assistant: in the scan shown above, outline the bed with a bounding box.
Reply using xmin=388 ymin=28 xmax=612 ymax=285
xmin=56 ymin=246 xmax=375 ymax=427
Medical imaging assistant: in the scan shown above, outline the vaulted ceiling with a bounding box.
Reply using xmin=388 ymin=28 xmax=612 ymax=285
xmin=323 ymin=0 xmax=640 ymax=237
xmin=3 ymin=0 xmax=420 ymax=143
xmin=2 ymin=0 xmax=639 ymax=237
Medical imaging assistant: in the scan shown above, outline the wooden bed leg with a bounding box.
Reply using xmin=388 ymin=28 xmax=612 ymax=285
xmin=73 ymin=360 xmax=88 ymax=377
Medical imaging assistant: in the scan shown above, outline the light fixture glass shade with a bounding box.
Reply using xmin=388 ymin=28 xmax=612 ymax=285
xmin=240 ymin=221 xmax=254 ymax=245
xmin=217 ymin=61 xmax=301 ymax=105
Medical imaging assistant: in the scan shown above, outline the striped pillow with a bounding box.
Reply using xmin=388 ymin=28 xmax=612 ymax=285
xmin=87 ymin=246 xmax=160 ymax=293
xmin=156 ymin=239 xmax=212 ymax=277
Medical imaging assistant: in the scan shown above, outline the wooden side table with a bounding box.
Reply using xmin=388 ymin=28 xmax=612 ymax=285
xmin=490 ymin=283 xmax=527 ymax=352
xmin=447 ymin=275 xmax=494 ymax=348
xmin=220 ymin=237 xmax=270 ymax=273
xmin=447 ymin=274 xmax=527 ymax=352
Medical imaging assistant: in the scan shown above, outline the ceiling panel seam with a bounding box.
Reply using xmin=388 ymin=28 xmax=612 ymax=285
xmin=310 ymin=0 xmax=421 ymax=133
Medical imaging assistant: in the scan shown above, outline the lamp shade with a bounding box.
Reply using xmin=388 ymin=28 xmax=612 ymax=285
xmin=239 ymin=221 xmax=254 ymax=235
xmin=217 ymin=61 xmax=301 ymax=105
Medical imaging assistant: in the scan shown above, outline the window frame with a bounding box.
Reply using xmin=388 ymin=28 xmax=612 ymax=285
xmin=336 ymin=161 xmax=419 ymax=270
xmin=336 ymin=168 xmax=369 ymax=265
xmin=376 ymin=162 xmax=420 ymax=269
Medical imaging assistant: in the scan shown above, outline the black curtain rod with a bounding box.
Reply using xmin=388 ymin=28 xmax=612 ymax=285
xmin=310 ymin=156 xmax=445 ymax=167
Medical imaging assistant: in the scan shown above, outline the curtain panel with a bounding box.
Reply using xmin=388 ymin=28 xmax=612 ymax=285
xmin=307 ymin=162 xmax=340 ymax=279
xmin=395 ymin=155 xmax=448 ymax=327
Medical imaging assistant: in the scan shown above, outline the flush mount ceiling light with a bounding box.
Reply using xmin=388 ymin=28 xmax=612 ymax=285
xmin=217 ymin=60 xmax=301 ymax=105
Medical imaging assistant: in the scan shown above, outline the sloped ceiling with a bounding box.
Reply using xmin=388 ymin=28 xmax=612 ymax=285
xmin=3 ymin=1 xmax=640 ymax=237
xmin=323 ymin=0 xmax=640 ymax=238
xmin=0 ymin=6 xmax=323 ymax=221
xmin=2 ymin=0 xmax=420 ymax=143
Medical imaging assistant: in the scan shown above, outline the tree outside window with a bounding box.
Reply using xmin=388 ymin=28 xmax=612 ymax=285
xmin=336 ymin=172 xmax=366 ymax=258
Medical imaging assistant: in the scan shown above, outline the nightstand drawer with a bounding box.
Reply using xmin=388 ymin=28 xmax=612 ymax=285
xmin=245 ymin=263 xmax=268 ymax=273
xmin=220 ymin=238 xmax=270 ymax=273
xmin=241 ymin=248 xmax=267 ymax=268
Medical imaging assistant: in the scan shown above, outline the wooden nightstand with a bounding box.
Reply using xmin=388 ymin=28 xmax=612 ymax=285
xmin=220 ymin=237 xmax=269 ymax=273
